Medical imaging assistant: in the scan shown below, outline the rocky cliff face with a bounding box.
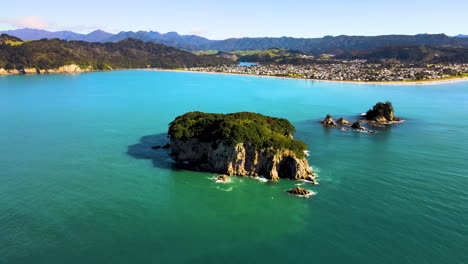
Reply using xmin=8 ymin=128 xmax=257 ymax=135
xmin=170 ymin=138 xmax=314 ymax=180
xmin=0 ymin=64 xmax=90 ymax=75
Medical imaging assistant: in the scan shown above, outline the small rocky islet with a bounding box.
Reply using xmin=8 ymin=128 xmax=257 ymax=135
xmin=320 ymin=101 xmax=402 ymax=133
xmin=286 ymin=186 xmax=315 ymax=197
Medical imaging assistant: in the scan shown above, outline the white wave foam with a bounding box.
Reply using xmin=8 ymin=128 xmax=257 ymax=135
xmin=216 ymin=186 xmax=234 ymax=192
xmin=213 ymin=176 xmax=231 ymax=184
xmin=254 ymin=176 xmax=268 ymax=182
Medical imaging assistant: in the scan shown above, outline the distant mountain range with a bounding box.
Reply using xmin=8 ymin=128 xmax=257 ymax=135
xmin=2 ymin=28 xmax=468 ymax=55
xmin=0 ymin=28 xmax=114 ymax=42
xmin=0 ymin=28 xmax=208 ymax=50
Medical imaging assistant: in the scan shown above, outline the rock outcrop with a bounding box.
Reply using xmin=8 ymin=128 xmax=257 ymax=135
xmin=321 ymin=114 xmax=337 ymax=126
xmin=286 ymin=186 xmax=313 ymax=197
xmin=215 ymin=174 xmax=230 ymax=183
xmin=336 ymin=117 xmax=352 ymax=126
xmin=351 ymin=120 xmax=376 ymax=133
xmin=170 ymin=138 xmax=314 ymax=180
xmin=351 ymin=120 xmax=363 ymax=129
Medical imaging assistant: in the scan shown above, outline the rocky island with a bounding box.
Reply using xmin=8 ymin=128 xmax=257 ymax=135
xmin=364 ymin=101 xmax=402 ymax=124
xmin=168 ymin=111 xmax=316 ymax=182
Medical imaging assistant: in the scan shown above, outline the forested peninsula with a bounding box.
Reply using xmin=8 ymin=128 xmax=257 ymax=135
xmin=0 ymin=34 xmax=235 ymax=74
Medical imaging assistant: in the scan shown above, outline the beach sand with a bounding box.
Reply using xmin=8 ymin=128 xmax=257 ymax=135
xmin=155 ymin=68 xmax=468 ymax=86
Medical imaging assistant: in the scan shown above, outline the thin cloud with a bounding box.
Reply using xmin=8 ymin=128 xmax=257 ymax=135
xmin=0 ymin=16 xmax=52 ymax=29
xmin=190 ymin=28 xmax=207 ymax=36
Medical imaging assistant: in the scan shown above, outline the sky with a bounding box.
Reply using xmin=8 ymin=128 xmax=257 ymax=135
xmin=1 ymin=0 xmax=467 ymax=39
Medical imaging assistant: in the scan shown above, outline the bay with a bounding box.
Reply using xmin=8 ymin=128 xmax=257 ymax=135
xmin=0 ymin=70 xmax=467 ymax=263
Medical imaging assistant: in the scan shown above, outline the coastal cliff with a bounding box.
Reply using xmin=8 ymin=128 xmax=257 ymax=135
xmin=168 ymin=112 xmax=315 ymax=180
xmin=171 ymin=138 xmax=313 ymax=180
xmin=0 ymin=64 xmax=90 ymax=75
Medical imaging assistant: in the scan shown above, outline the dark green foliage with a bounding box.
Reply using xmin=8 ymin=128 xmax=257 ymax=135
xmin=0 ymin=35 xmax=235 ymax=70
xmin=366 ymin=101 xmax=395 ymax=121
xmin=337 ymin=45 xmax=468 ymax=63
xmin=235 ymin=49 xmax=304 ymax=63
xmin=169 ymin=112 xmax=307 ymax=158
xmin=239 ymin=45 xmax=468 ymax=65
xmin=199 ymin=34 xmax=468 ymax=55
xmin=0 ymin=34 xmax=23 ymax=44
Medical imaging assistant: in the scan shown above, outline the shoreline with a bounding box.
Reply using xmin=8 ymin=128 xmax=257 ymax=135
xmin=2 ymin=67 xmax=468 ymax=85
xmin=155 ymin=69 xmax=468 ymax=85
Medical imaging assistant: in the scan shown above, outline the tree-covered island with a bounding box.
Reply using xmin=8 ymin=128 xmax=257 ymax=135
xmin=167 ymin=112 xmax=317 ymax=182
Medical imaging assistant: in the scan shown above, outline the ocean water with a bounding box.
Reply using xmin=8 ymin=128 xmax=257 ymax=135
xmin=0 ymin=70 xmax=467 ymax=264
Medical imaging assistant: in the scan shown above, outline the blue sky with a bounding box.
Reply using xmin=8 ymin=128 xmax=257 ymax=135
xmin=1 ymin=0 xmax=467 ymax=39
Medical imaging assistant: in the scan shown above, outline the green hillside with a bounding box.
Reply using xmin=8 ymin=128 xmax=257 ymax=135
xmin=0 ymin=34 xmax=236 ymax=70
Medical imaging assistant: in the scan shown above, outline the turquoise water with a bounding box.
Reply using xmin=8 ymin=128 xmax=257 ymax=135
xmin=0 ymin=70 xmax=467 ymax=264
xmin=238 ymin=62 xmax=258 ymax=66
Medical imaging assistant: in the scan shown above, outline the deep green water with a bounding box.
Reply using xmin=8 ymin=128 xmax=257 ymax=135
xmin=1 ymin=70 xmax=467 ymax=264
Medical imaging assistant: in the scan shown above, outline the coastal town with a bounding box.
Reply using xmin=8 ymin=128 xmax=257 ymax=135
xmin=184 ymin=60 xmax=468 ymax=82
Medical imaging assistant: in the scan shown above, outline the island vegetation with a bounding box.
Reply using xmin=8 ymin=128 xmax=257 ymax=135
xmin=169 ymin=111 xmax=307 ymax=158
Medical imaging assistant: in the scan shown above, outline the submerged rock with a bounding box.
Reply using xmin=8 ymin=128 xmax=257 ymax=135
xmin=169 ymin=112 xmax=314 ymax=180
xmin=152 ymin=143 xmax=170 ymax=150
xmin=162 ymin=143 xmax=171 ymax=149
xmin=215 ymin=174 xmax=230 ymax=183
xmin=321 ymin=114 xmax=337 ymax=126
xmin=305 ymin=175 xmax=319 ymax=185
xmin=286 ymin=186 xmax=313 ymax=197
xmin=351 ymin=120 xmax=376 ymax=133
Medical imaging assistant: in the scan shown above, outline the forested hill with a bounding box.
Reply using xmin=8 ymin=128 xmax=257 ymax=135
xmin=198 ymin=34 xmax=468 ymax=55
xmin=0 ymin=35 xmax=235 ymax=71
xmin=336 ymin=45 xmax=468 ymax=63
xmin=0 ymin=34 xmax=23 ymax=44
